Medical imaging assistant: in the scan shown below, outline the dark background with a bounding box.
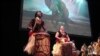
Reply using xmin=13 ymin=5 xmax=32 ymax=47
xmin=1 ymin=0 xmax=100 ymax=56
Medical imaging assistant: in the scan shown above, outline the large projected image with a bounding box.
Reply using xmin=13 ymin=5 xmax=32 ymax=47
xmin=21 ymin=0 xmax=91 ymax=36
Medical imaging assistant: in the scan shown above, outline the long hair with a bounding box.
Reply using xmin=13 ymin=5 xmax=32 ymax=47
xmin=34 ymin=11 xmax=43 ymax=18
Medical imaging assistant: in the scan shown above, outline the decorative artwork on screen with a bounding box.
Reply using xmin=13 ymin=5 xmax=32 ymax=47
xmin=21 ymin=0 xmax=91 ymax=37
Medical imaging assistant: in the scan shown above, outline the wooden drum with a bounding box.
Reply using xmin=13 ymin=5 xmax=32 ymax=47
xmin=61 ymin=42 xmax=73 ymax=56
xmin=34 ymin=33 xmax=50 ymax=56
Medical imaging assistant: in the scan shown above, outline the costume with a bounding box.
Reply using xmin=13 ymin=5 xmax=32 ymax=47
xmin=24 ymin=17 xmax=50 ymax=56
xmin=52 ymin=31 xmax=72 ymax=56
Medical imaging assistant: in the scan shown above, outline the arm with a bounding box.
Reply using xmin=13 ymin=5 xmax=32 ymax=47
xmin=27 ymin=19 xmax=33 ymax=36
xmin=55 ymin=32 xmax=60 ymax=39
xmin=35 ymin=17 xmax=46 ymax=31
xmin=66 ymin=34 xmax=70 ymax=41
xmin=28 ymin=18 xmax=36 ymax=32
xmin=81 ymin=46 xmax=84 ymax=52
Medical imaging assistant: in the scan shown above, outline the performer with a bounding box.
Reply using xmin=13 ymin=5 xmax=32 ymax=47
xmin=81 ymin=43 xmax=87 ymax=56
xmin=92 ymin=42 xmax=97 ymax=55
xmin=55 ymin=25 xmax=70 ymax=43
xmin=87 ymin=42 xmax=93 ymax=56
xmin=95 ymin=37 xmax=100 ymax=56
xmin=24 ymin=11 xmax=49 ymax=55
xmin=28 ymin=11 xmax=46 ymax=37
xmin=52 ymin=25 xmax=71 ymax=56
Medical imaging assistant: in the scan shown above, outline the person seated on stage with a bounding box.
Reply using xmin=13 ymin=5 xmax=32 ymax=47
xmin=87 ymin=42 xmax=94 ymax=56
xmin=95 ymin=37 xmax=100 ymax=56
xmin=52 ymin=25 xmax=71 ymax=56
xmin=92 ymin=41 xmax=97 ymax=55
xmin=55 ymin=25 xmax=70 ymax=43
xmin=24 ymin=11 xmax=47 ymax=55
xmin=81 ymin=43 xmax=87 ymax=56
xmin=71 ymin=40 xmax=76 ymax=51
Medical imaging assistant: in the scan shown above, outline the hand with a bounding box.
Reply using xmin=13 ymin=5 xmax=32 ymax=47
xmin=30 ymin=30 xmax=33 ymax=32
xmin=36 ymin=17 xmax=40 ymax=20
xmin=57 ymin=37 xmax=61 ymax=40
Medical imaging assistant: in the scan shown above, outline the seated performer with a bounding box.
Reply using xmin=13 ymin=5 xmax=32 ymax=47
xmin=95 ymin=37 xmax=100 ymax=56
xmin=52 ymin=25 xmax=71 ymax=56
xmin=92 ymin=42 xmax=97 ymax=55
xmin=55 ymin=25 xmax=70 ymax=43
xmin=24 ymin=11 xmax=49 ymax=55
xmin=87 ymin=42 xmax=93 ymax=56
xmin=81 ymin=43 xmax=87 ymax=56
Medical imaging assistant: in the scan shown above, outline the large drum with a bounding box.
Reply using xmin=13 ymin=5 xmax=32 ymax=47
xmin=34 ymin=33 xmax=50 ymax=56
xmin=61 ymin=42 xmax=73 ymax=56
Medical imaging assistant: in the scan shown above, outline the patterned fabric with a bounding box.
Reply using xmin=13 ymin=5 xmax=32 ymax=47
xmin=24 ymin=33 xmax=50 ymax=56
xmin=34 ymin=34 xmax=50 ymax=56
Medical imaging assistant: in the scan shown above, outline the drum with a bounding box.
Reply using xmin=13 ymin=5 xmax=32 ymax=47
xmin=61 ymin=42 xmax=73 ymax=56
xmin=34 ymin=33 xmax=50 ymax=56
